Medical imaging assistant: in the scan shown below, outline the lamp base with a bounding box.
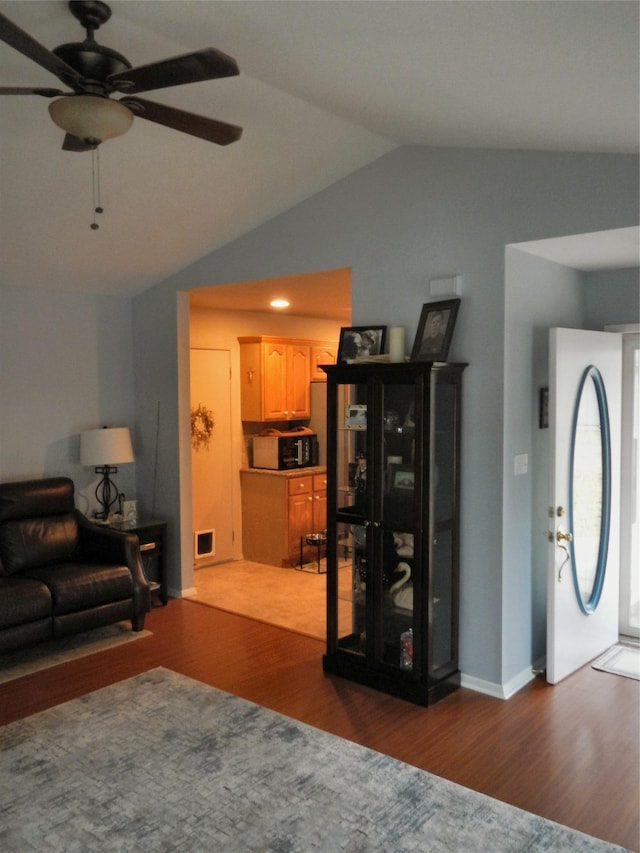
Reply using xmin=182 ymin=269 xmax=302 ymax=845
xmin=94 ymin=465 xmax=119 ymax=520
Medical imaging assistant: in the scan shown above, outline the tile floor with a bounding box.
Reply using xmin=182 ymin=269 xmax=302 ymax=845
xmin=187 ymin=558 xmax=353 ymax=640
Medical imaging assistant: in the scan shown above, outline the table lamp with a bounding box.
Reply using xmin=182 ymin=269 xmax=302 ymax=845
xmin=80 ymin=426 xmax=134 ymax=520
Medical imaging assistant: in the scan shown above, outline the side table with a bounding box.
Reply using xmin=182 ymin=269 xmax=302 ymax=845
xmin=107 ymin=519 xmax=168 ymax=606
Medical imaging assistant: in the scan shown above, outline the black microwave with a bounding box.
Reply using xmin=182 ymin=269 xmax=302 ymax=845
xmin=252 ymin=428 xmax=318 ymax=470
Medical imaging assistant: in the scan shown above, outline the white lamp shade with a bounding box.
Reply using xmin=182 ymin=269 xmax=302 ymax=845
xmin=49 ymin=95 xmax=134 ymax=144
xmin=80 ymin=427 xmax=134 ymax=466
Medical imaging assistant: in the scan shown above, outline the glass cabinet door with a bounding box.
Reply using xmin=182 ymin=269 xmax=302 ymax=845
xmin=329 ymin=373 xmax=420 ymax=674
xmin=379 ymin=379 xmax=418 ymax=673
xmin=430 ymin=376 xmax=458 ymax=674
xmin=332 ymin=380 xmax=368 ymax=658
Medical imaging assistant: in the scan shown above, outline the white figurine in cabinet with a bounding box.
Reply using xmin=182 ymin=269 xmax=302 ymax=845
xmin=390 ymin=532 xmax=414 ymax=611
xmin=390 ymin=563 xmax=413 ymax=611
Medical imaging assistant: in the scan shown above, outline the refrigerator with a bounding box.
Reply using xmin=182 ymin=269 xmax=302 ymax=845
xmin=309 ymin=381 xmax=328 ymax=466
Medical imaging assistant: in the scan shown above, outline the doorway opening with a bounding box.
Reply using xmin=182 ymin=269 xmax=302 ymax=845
xmin=186 ymin=268 xmax=351 ymax=633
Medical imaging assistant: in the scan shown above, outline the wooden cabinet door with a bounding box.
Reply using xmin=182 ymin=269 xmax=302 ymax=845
xmin=238 ymin=341 xmax=263 ymax=421
xmin=312 ymin=473 xmax=327 ymax=532
xmin=287 ymin=476 xmax=313 ymax=562
xmin=310 ymin=343 xmax=337 ymax=381
xmin=239 ymin=336 xmax=323 ymax=421
xmin=262 ymin=341 xmax=288 ymax=420
xmin=287 ymin=344 xmax=311 ymax=419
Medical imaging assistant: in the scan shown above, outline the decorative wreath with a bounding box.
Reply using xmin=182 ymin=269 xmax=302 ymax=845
xmin=191 ymin=403 xmax=215 ymax=450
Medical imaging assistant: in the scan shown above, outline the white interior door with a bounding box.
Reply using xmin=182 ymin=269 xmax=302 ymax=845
xmin=190 ymin=348 xmax=235 ymax=564
xmin=547 ymin=328 xmax=622 ymax=684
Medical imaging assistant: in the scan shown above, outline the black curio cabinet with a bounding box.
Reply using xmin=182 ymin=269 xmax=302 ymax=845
xmin=321 ymin=361 xmax=466 ymax=706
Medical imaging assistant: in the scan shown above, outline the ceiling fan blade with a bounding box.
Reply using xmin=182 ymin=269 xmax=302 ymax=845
xmin=0 ymin=86 xmax=66 ymax=97
xmin=62 ymin=133 xmax=95 ymax=152
xmin=121 ymin=97 xmax=242 ymax=146
xmin=108 ymin=47 xmax=239 ymax=94
xmin=0 ymin=13 xmax=83 ymax=89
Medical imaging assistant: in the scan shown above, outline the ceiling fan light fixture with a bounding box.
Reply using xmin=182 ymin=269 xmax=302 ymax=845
xmin=48 ymin=95 xmax=133 ymax=144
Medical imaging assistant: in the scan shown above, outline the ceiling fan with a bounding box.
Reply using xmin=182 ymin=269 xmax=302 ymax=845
xmin=0 ymin=0 xmax=243 ymax=151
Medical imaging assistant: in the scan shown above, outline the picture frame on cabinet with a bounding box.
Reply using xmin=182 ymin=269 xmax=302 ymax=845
xmin=410 ymin=299 xmax=460 ymax=362
xmin=388 ymin=464 xmax=415 ymax=496
xmin=344 ymin=404 xmax=367 ymax=430
xmin=337 ymin=326 xmax=387 ymax=362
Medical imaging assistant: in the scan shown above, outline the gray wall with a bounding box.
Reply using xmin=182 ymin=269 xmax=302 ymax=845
xmin=584 ymin=267 xmax=640 ymax=328
xmin=504 ymin=250 xmax=585 ymax=683
xmin=0 ymin=144 xmax=636 ymax=691
xmin=133 ymin=145 xmax=638 ymax=691
xmin=0 ymin=285 xmax=136 ymax=515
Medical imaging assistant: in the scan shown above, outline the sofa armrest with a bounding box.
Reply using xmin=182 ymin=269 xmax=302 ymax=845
xmin=75 ymin=512 xmax=151 ymax=615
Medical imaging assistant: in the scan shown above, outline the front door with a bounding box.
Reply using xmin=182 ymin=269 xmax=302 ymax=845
xmin=547 ymin=328 xmax=622 ymax=684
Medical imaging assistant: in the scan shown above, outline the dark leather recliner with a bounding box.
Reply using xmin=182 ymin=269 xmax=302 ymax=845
xmin=0 ymin=477 xmax=151 ymax=653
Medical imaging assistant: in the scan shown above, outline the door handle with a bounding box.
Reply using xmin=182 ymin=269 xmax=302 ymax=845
xmin=556 ymin=528 xmax=573 ymax=544
xmin=555 ymin=527 xmax=573 ymax=582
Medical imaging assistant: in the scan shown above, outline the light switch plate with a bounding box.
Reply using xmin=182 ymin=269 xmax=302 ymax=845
xmin=429 ymin=275 xmax=462 ymax=297
xmin=514 ymin=454 xmax=528 ymax=475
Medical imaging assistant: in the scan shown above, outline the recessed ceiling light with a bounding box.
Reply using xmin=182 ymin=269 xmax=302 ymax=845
xmin=270 ymin=299 xmax=290 ymax=309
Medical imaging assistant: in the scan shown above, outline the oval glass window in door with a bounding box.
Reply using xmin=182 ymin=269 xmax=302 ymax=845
xmin=568 ymin=365 xmax=612 ymax=614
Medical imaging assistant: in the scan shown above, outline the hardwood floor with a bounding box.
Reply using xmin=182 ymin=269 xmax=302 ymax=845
xmin=0 ymin=599 xmax=638 ymax=851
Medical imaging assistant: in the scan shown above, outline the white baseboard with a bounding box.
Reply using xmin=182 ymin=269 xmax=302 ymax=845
xmin=460 ymin=673 xmax=506 ymax=699
xmin=461 ymin=660 xmax=541 ymax=700
xmin=502 ymin=664 xmax=538 ymax=699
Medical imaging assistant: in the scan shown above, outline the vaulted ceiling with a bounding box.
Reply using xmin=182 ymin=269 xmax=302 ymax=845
xmin=1 ymin=1 xmax=638 ymax=307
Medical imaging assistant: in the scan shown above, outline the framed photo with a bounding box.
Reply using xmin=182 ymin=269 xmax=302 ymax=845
xmin=539 ymin=387 xmax=549 ymax=429
xmin=388 ymin=464 xmax=415 ymax=495
xmin=344 ymin=404 xmax=367 ymax=430
xmin=337 ymin=326 xmax=387 ymax=362
xmin=410 ymin=299 xmax=460 ymax=362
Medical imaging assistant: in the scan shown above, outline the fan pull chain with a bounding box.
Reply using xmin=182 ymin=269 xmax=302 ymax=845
xmin=90 ymin=146 xmax=104 ymax=231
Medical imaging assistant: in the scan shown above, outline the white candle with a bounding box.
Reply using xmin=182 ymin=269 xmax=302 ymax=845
xmin=388 ymin=326 xmax=406 ymax=362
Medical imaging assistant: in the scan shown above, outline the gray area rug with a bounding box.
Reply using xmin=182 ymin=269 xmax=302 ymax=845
xmin=0 ymin=667 xmax=626 ymax=852
xmin=0 ymin=622 xmax=151 ymax=685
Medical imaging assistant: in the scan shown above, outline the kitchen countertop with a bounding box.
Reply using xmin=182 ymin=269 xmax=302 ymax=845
xmin=240 ymin=466 xmax=326 ymax=478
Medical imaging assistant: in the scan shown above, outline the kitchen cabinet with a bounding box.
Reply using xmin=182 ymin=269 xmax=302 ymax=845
xmin=311 ymin=472 xmax=327 ymax=531
xmin=322 ymin=360 xmax=465 ymax=706
xmin=287 ymin=475 xmax=314 ymax=563
xmin=240 ymin=468 xmax=327 ymax=567
xmin=239 ymin=336 xmax=311 ymax=421
xmin=310 ymin=342 xmax=338 ymax=382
